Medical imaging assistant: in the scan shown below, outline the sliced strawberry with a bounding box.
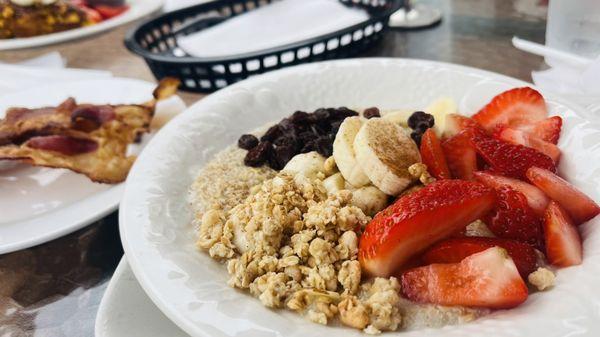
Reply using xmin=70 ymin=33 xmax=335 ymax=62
xmin=402 ymin=247 xmax=528 ymax=309
xmin=442 ymin=129 xmax=477 ymax=180
xmin=420 ymin=128 xmax=451 ymax=179
xmin=94 ymin=5 xmax=129 ymax=19
xmin=494 ymin=126 xmax=561 ymax=163
xmin=359 ymin=180 xmax=496 ymax=277
xmin=79 ymin=6 xmax=102 ymax=23
xmin=422 ymin=237 xmax=538 ymax=278
xmin=443 ymin=114 xmax=482 ymax=138
xmin=527 ymin=167 xmax=600 ymax=225
xmin=473 ymin=171 xmax=549 ymax=215
xmin=544 ymin=201 xmax=582 ymax=267
xmin=485 ymin=187 xmax=544 ymax=248
xmin=517 ymin=116 xmax=562 ymax=144
xmin=472 ymin=87 xmax=547 ymax=132
xmin=471 ymin=130 xmax=556 ymax=179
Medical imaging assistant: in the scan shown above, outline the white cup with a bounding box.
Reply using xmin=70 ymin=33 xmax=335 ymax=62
xmin=545 ymin=0 xmax=600 ymax=66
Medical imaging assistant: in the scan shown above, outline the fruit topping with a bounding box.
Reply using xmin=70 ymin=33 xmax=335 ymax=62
xmin=353 ymin=118 xmax=421 ymax=195
xmin=494 ymin=126 xmax=561 ymax=163
xmin=517 ymin=116 xmax=562 ymax=145
xmin=544 ymin=201 xmax=583 ymax=267
xmin=419 ymin=128 xmax=451 ymax=179
xmin=333 ymin=116 xmax=370 ymax=187
xmin=239 ymin=107 xmax=359 ymax=170
xmin=408 ymin=110 xmax=434 ymax=130
xmin=243 ymin=141 xmax=272 ymax=167
xmin=443 ymin=113 xmax=481 ymax=138
xmin=526 ymin=167 xmax=600 ymax=225
xmin=424 ymin=96 xmax=457 ymax=136
xmin=472 ymin=87 xmax=547 ymax=132
xmin=401 ymin=247 xmax=528 ymax=309
xmin=363 ymin=107 xmax=381 ymax=119
xmin=471 ymin=129 xmax=556 ymax=179
xmin=441 ymin=128 xmax=477 ymax=180
xmin=407 ymin=110 xmax=435 ymax=146
xmin=473 ymin=171 xmax=549 ymax=215
xmin=237 ymin=134 xmax=259 ymax=150
xmin=484 ymin=187 xmax=543 ymax=248
xmin=359 ymin=180 xmax=496 ymax=277
xmin=422 ymin=237 xmax=538 ymax=278
xmin=94 ymin=4 xmax=129 ymax=19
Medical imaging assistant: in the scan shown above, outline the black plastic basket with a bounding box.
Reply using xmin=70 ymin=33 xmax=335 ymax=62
xmin=125 ymin=0 xmax=402 ymax=93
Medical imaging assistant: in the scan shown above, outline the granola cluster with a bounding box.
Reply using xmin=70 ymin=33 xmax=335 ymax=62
xmin=196 ymin=171 xmax=404 ymax=333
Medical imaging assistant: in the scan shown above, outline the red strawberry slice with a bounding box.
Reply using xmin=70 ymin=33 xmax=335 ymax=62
xmin=494 ymin=126 xmax=561 ymax=163
xmin=517 ymin=116 xmax=562 ymax=144
xmin=473 ymin=171 xmax=549 ymax=215
xmin=443 ymin=114 xmax=482 ymax=138
xmin=402 ymin=247 xmax=528 ymax=309
xmin=420 ymin=128 xmax=451 ymax=179
xmin=472 ymin=87 xmax=548 ymax=132
xmin=94 ymin=5 xmax=129 ymax=20
xmin=527 ymin=167 xmax=600 ymax=225
xmin=422 ymin=237 xmax=538 ymax=278
xmin=471 ymin=129 xmax=556 ymax=179
xmin=442 ymin=129 xmax=477 ymax=180
xmin=359 ymin=180 xmax=496 ymax=277
xmin=544 ymin=201 xmax=583 ymax=267
xmin=485 ymin=187 xmax=544 ymax=248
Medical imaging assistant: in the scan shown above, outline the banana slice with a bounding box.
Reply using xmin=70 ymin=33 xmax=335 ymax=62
xmin=425 ymin=96 xmax=458 ymax=135
xmin=283 ymin=151 xmax=325 ymax=180
xmin=353 ymin=118 xmax=421 ymax=196
xmin=351 ymin=186 xmax=389 ymax=216
xmin=333 ymin=117 xmax=370 ymax=187
xmin=381 ymin=109 xmax=413 ymax=127
xmin=323 ymin=173 xmax=346 ymax=195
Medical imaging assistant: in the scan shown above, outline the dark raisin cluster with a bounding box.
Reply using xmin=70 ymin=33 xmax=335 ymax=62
xmin=240 ymin=107 xmax=359 ymax=170
xmin=407 ymin=111 xmax=435 ymax=146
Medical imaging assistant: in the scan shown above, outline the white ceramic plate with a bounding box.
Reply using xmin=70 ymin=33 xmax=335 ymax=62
xmin=120 ymin=58 xmax=600 ymax=337
xmin=0 ymin=78 xmax=156 ymax=253
xmin=0 ymin=0 xmax=164 ymax=51
xmin=96 ymin=257 xmax=189 ymax=337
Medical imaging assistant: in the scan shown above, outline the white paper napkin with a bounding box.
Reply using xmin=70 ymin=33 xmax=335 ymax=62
xmin=0 ymin=52 xmax=113 ymax=96
xmin=532 ymin=57 xmax=600 ymax=112
xmin=177 ymin=0 xmax=369 ymax=58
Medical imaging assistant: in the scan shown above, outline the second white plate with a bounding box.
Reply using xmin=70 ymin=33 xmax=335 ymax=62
xmin=0 ymin=78 xmax=156 ymax=253
xmin=0 ymin=0 xmax=164 ymax=51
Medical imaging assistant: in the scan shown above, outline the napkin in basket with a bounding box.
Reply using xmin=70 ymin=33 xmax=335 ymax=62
xmin=177 ymin=0 xmax=369 ymax=58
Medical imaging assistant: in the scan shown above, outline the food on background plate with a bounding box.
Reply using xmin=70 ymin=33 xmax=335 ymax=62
xmin=0 ymin=0 xmax=129 ymax=39
xmin=0 ymin=78 xmax=180 ymax=183
xmin=190 ymin=87 xmax=599 ymax=334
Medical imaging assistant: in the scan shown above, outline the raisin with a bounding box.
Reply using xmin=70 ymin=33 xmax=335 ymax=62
xmin=313 ymin=108 xmax=330 ymax=121
xmin=315 ymin=137 xmax=333 ymax=157
xmin=260 ymin=125 xmax=281 ymax=142
xmin=363 ymin=107 xmax=380 ymax=119
xmin=408 ymin=111 xmax=435 ymax=130
xmin=270 ymin=144 xmax=296 ymax=169
xmin=244 ymin=141 xmax=272 ymax=167
xmin=410 ymin=131 xmax=423 ymax=147
xmin=330 ymin=107 xmax=358 ymax=120
xmin=290 ymin=110 xmax=310 ymax=124
xmin=415 ymin=121 xmax=433 ymax=132
xmin=238 ymin=134 xmax=259 ymax=150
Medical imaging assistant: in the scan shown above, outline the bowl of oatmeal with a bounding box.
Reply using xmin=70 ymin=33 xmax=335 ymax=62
xmin=119 ymin=58 xmax=600 ymax=337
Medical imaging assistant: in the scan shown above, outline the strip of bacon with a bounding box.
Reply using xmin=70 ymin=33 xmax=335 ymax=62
xmin=27 ymin=135 xmax=98 ymax=156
